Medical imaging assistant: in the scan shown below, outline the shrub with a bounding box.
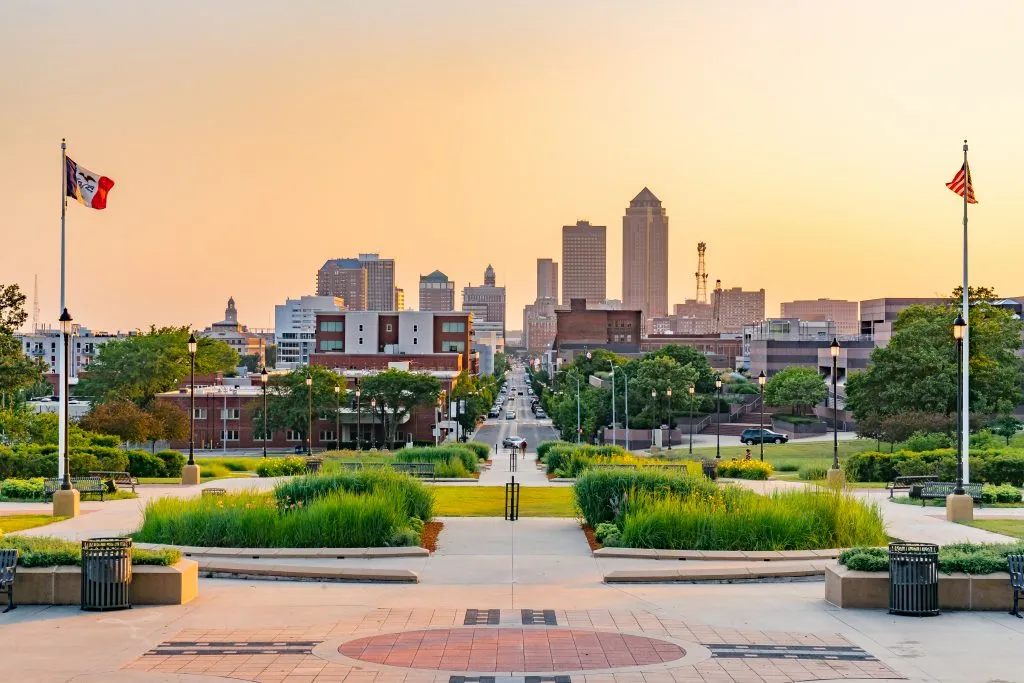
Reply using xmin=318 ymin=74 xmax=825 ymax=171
xmin=900 ymin=431 xmax=951 ymax=452
xmin=273 ymin=467 xmax=434 ymax=521
xmin=774 ymin=461 xmax=800 ymax=472
xmin=135 ymin=489 xmax=419 ymax=548
xmin=395 ymin=446 xmax=478 ymax=474
xmin=839 ymin=547 xmax=889 ymax=572
xmin=573 ymin=467 xmax=718 ymax=527
xmin=156 ymin=450 xmax=186 ymax=477
xmin=460 ymin=442 xmax=491 ymax=461
xmin=69 ymin=452 xmax=102 ymax=477
xmin=545 ymin=444 xmax=628 ymax=475
xmin=128 ymin=450 xmax=166 ymax=478
xmin=717 ymin=459 xmax=773 ymax=480
xmin=798 ymin=464 xmax=829 ymax=481
xmin=255 ymin=457 xmax=307 ymax=477
xmin=536 ymin=441 xmax=562 ymax=462
xmin=971 ymin=430 xmax=999 ymax=450
xmin=594 ymin=522 xmax=623 ymax=547
xmin=974 ymin=454 xmax=1024 ymax=487
xmin=0 ymin=477 xmax=45 ymax=500
xmin=841 ymin=542 xmax=1024 ymax=575
xmin=0 ymin=535 xmax=180 ymax=567
xmin=981 ymin=483 xmax=1022 ymax=504
xmin=620 ymin=488 xmax=886 ymax=551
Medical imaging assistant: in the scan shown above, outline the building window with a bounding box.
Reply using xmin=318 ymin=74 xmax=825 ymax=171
xmin=320 ymin=340 xmax=343 ymax=351
xmin=358 ymin=337 xmax=363 ymax=345
xmin=286 ymin=429 xmax=302 ymax=441
xmin=413 ymin=325 xmax=418 ymax=332
xmin=442 ymin=322 xmax=466 ymax=333
xmin=413 ymin=337 xmax=418 ymax=345
xmin=320 ymin=321 xmax=343 ymax=332
xmin=222 ymin=430 xmax=239 ymax=441
xmin=358 ymin=324 xmax=364 ymax=332
xmin=319 ymin=430 xmax=336 ymax=442
xmin=193 ymin=408 xmax=207 ymax=420
xmin=442 ymin=341 xmax=465 ymax=352
xmin=220 ymin=408 xmax=240 ymax=420
xmin=385 ymin=323 xmax=393 ymax=332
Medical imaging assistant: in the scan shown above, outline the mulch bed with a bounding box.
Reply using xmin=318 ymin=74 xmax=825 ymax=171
xmin=420 ymin=521 xmax=444 ymax=553
xmin=582 ymin=524 xmax=602 ymax=551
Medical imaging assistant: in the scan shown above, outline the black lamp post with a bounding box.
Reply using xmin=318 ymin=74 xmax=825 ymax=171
xmin=953 ymin=314 xmax=967 ymax=495
xmin=260 ymin=367 xmax=268 ymax=458
xmin=715 ymin=378 xmax=722 ymax=459
xmin=59 ymin=308 xmax=73 ymax=490
xmin=355 ymin=381 xmax=362 ymax=450
xmin=305 ymin=372 xmax=313 ymax=455
xmin=187 ymin=333 xmax=197 ymax=467
xmin=688 ymin=385 xmax=695 ymax=455
xmin=334 ymin=383 xmax=341 ymax=451
xmin=666 ymin=387 xmax=673 ymax=450
xmin=651 ymin=388 xmax=658 ymax=447
xmin=370 ymin=398 xmax=377 ymax=449
xmin=757 ymin=370 xmax=766 ymax=462
xmin=830 ymin=338 xmax=841 ymax=471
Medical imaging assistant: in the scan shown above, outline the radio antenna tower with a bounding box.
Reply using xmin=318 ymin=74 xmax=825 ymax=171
xmin=695 ymin=242 xmax=709 ymax=304
xmin=32 ymin=274 xmax=40 ymax=332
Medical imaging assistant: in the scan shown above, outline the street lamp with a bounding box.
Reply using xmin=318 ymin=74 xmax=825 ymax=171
xmin=187 ymin=333 xmax=197 ymax=467
xmin=714 ymin=378 xmax=723 ymax=459
xmin=651 ymin=388 xmax=658 ymax=447
xmin=305 ymin=372 xmax=313 ymax=455
xmin=260 ymin=367 xmax=268 ymax=458
xmin=570 ymin=375 xmax=582 ymax=443
xmin=953 ymin=315 xmax=967 ymax=495
xmin=687 ymin=385 xmax=695 ymax=455
xmin=757 ymin=370 xmax=766 ymax=462
xmin=590 ymin=352 xmax=617 ymax=447
xmin=370 ymin=398 xmax=377 ymax=449
xmin=334 ymin=383 xmax=341 ymax=451
xmin=830 ymin=338 xmax=841 ymax=472
xmin=58 ymin=308 xmax=73 ymax=491
xmin=355 ymin=381 xmax=362 ymax=450
xmin=666 ymin=387 xmax=673 ymax=450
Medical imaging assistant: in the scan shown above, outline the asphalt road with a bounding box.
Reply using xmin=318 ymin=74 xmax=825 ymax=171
xmin=472 ymin=369 xmax=558 ymax=453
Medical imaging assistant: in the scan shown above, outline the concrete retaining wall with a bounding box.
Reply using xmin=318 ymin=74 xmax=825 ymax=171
xmin=12 ymin=559 xmax=198 ymax=606
xmin=825 ymin=565 xmax=1015 ymax=610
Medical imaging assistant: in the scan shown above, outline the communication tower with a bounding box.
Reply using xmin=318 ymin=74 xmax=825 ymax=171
xmin=695 ymin=242 xmax=708 ymax=305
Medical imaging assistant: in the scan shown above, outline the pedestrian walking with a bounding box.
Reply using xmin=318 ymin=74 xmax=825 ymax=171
xmin=744 ymin=448 xmax=752 ymax=461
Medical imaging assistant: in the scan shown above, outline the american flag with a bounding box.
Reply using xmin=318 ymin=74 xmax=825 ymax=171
xmin=946 ymin=162 xmax=977 ymax=204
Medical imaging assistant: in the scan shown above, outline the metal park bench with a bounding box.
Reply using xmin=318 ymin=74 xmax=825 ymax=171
xmin=88 ymin=471 xmax=140 ymax=493
xmin=43 ymin=477 xmax=106 ymax=501
xmin=390 ymin=462 xmax=436 ymax=479
xmin=887 ymin=471 xmax=941 ymax=499
xmin=0 ymin=548 xmax=16 ymax=613
xmin=919 ymin=482 xmax=983 ymax=506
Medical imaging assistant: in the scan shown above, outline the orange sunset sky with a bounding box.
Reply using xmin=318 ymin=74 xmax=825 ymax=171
xmin=3 ymin=1 xmax=1024 ymax=334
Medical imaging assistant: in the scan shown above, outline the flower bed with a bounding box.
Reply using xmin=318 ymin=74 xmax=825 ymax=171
xmin=135 ymin=469 xmax=433 ymax=548
xmin=716 ymin=458 xmax=773 ymax=480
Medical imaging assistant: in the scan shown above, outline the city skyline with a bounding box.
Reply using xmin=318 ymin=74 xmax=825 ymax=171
xmin=4 ymin=2 xmax=1024 ymax=332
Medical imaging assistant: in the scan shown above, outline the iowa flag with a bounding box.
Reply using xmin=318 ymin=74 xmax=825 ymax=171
xmin=946 ymin=162 xmax=977 ymax=204
xmin=65 ymin=157 xmax=114 ymax=209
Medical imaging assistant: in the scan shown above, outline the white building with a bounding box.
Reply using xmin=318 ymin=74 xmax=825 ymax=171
xmin=17 ymin=326 xmax=127 ymax=375
xmin=471 ymin=329 xmax=504 ymax=376
xmin=274 ymin=295 xmax=344 ymax=368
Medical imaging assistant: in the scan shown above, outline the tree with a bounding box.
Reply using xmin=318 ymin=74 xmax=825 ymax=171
xmin=147 ymin=400 xmax=189 ymax=452
xmin=80 ymin=400 xmax=159 ymax=444
xmin=0 ymin=333 xmax=46 ymax=408
xmin=878 ymin=412 xmax=953 ymax=450
xmin=79 ymin=327 xmax=239 ymax=406
xmin=990 ymin=415 xmax=1023 ymax=445
xmin=451 ymin=370 xmax=496 ymax=435
xmin=360 ymin=369 xmax=441 ymax=448
xmin=624 ymin=355 xmax=699 ymax=429
xmin=764 ymin=367 xmax=827 ymax=416
xmin=265 ymin=344 xmax=277 ymax=369
xmin=950 ymin=285 xmax=999 ymax=304
xmin=493 ymin=352 xmax=508 ymax=379
xmin=260 ymin=366 xmax=346 ymax=449
xmin=0 ymin=284 xmax=28 ymax=335
xmin=239 ymin=354 xmax=261 ymax=373
xmin=645 ymin=344 xmax=719 ymax=394
xmin=845 ymin=303 xmax=1024 ymax=421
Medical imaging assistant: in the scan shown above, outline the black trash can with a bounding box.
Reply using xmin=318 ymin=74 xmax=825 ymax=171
xmin=306 ymin=458 xmax=322 ymax=474
xmin=702 ymin=459 xmax=719 ymax=481
xmin=888 ymin=542 xmax=939 ymax=616
xmin=81 ymin=538 xmax=132 ymax=611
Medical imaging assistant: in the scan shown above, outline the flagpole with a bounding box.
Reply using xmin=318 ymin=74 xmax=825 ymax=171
xmin=58 ymin=139 xmax=67 ymax=480
xmin=962 ymin=139 xmax=970 ymax=484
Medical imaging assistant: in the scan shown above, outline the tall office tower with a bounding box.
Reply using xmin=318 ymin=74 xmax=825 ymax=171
xmin=419 ymin=270 xmax=455 ymax=311
xmin=712 ymin=287 xmax=766 ymax=333
xmin=358 ymin=253 xmax=396 ymax=311
xmin=537 ymin=258 xmax=558 ymax=301
xmin=622 ymin=187 xmax=669 ymax=319
xmin=316 ymin=258 xmax=368 ymax=310
xmin=462 ymin=265 xmax=507 ymax=341
xmin=561 ymin=220 xmax=606 ymax=306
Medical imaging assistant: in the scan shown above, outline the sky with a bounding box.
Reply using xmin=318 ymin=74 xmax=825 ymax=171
xmin=3 ymin=1 xmax=1024 ymax=334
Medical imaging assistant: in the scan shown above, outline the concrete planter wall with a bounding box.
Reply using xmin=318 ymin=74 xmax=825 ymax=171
xmin=825 ymin=565 xmax=1014 ymax=611
xmin=11 ymin=559 xmax=198 ymax=606
xmin=772 ymin=417 xmax=827 ymax=437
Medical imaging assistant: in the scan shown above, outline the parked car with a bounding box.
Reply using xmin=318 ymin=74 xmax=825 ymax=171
xmin=506 ymin=411 xmax=517 ymax=420
xmin=535 ymin=409 xmax=547 ymax=419
xmin=488 ymin=407 xmax=501 ymax=418
xmin=740 ymin=428 xmax=789 ymax=445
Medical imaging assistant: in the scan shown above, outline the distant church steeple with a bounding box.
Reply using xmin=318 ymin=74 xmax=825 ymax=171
xmin=225 ymin=297 xmax=237 ymax=324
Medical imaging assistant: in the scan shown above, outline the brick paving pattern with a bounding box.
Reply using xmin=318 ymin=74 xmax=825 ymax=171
xmin=120 ymin=608 xmax=903 ymax=683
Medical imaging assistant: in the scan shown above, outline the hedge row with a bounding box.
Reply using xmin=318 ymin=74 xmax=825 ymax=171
xmin=844 ymin=448 xmax=1024 ymax=486
xmin=0 ymin=445 xmax=185 ymax=480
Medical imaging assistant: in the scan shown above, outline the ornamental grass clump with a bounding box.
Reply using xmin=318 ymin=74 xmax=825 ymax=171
xmin=395 ymin=446 xmax=478 ymax=474
xmin=619 ymin=487 xmax=886 ymax=551
xmin=273 ymin=467 xmax=434 ymax=521
xmin=573 ymin=467 xmax=717 ymax=527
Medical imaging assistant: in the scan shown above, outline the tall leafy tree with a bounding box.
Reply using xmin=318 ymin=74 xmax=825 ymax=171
xmin=764 ymin=366 xmax=827 ymax=416
xmin=845 ymin=302 xmax=1023 ymax=421
xmin=360 ymin=369 xmax=441 ymax=448
xmin=645 ymin=344 xmax=719 ymax=394
xmin=0 ymin=284 xmax=44 ymax=407
xmin=626 ymin=355 xmax=700 ymax=428
xmin=79 ymin=327 xmax=239 ymax=406
xmin=259 ymin=366 xmax=346 ymax=447
xmin=0 ymin=284 xmax=28 ymax=335
xmin=80 ymin=400 xmax=158 ymax=445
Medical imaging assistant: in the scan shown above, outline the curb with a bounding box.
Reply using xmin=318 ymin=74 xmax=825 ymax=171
xmin=604 ymin=560 xmax=834 ymax=583
xmin=593 ymin=547 xmax=845 ymax=561
xmin=133 ymin=543 xmax=429 ymax=559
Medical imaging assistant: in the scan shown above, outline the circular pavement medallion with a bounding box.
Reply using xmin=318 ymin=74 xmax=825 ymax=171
xmin=339 ymin=627 xmax=686 ymax=672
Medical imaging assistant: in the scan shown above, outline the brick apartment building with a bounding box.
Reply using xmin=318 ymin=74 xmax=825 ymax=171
xmin=781 ymin=298 xmax=859 ymax=335
xmin=553 ymin=298 xmax=643 ymax=360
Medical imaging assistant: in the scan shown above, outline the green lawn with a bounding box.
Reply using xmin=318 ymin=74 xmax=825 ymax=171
xmin=0 ymin=515 xmax=65 ymax=533
xmin=679 ymin=438 xmax=875 ymax=465
xmin=138 ymin=473 xmax=253 ymax=485
xmin=432 ymin=486 xmax=576 ymax=517
xmin=961 ymin=519 xmax=1024 ymax=539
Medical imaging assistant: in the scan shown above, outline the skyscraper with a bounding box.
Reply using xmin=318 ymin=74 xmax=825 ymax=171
xmin=712 ymin=287 xmax=766 ymax=332
xmin=561 ymin=221 xmax=606 ymax=306
xmin=537 ymin=258 xmax=558 ymax=301
xmin=484 ymin=264 xmax=496 ymax=286
xmin=359 ymin=253 xmax=397 ymax=311
xmin=419 ymin=270 xmax=455 ymax=311
xmin=622 ymin=187 xmax=669 ymax=319
xmin=462 ymin=266 xmax=506 ymax=341
xmin=316 ymin=258 xmax=368 ymax=310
